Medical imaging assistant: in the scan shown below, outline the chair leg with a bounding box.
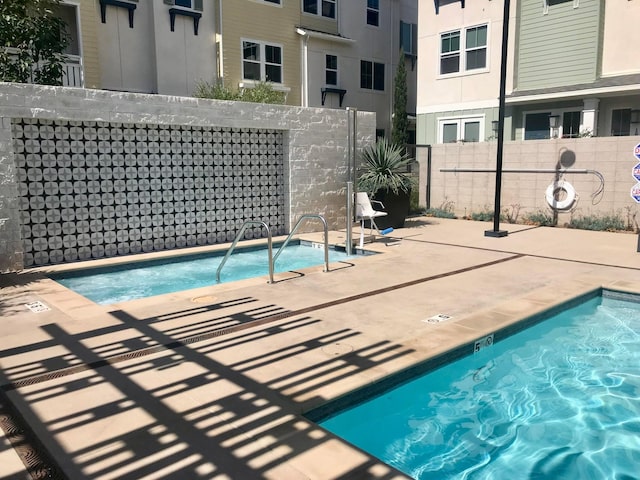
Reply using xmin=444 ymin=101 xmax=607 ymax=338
xmin=371 ymin=219 xmax=379 ymax=235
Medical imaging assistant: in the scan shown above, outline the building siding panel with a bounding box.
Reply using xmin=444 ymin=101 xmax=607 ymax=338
xmin=516 ymin=0 xmax=602 ymax=91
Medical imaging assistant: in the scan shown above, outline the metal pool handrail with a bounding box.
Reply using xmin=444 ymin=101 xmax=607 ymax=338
xmin=273 ymin=214 xmax=329 ymax=273
xmin=216 ymin=221 xmax=273 ymax=284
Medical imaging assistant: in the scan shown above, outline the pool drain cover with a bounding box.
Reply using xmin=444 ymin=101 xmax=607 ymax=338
xmin=25 ymin=301 xmax=50 ymax=313
xmin=423 ymin=313 xmax=452 ymax=324
xmin=322 ymin=343 xmax=354 ymax=356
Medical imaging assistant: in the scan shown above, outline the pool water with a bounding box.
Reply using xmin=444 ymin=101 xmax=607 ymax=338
xmin=315 ymin=293 xmax=640 ymax=479
xmin=52 ymin=243 xmax=356 ymax=305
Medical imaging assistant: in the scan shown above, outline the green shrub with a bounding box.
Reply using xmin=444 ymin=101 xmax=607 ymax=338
xmin=522 ymin=210 xmax=555 ymax=226
xmin=568 ymin=214 xmax=627 ymax=232
xmin=425 ymin=199 xmax=456 ymax=218
xmin=194 ymin=81 xmax=238 ymax=100
xmin=502 ymin=204 xmax=522 ymax=224
xmin=470 ymin=209 xmax=496 ymax=222
xmin=194 ymin=80 xmax=286 ymax=104
xmin=239 ymin=82 xmax=286 ymax=104
xmin=425 ymin=208 xmax=456 ymax=219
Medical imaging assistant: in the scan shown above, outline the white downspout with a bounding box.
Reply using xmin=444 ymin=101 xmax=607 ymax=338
xmin=389 ymin=0 xmax=396 ymax=133
xmin=300 ymin=33 xmax=309 ymax=107
xmin=217 ymin=0 xmax=224 ymax=83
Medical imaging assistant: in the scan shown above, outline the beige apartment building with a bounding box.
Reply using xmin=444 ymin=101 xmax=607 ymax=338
xmin=56 ymin=0 xmax=417 ymax=137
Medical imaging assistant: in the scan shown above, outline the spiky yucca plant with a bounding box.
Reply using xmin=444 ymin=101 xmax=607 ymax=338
xmin=358 ymin=138 xmax=414 ymax=195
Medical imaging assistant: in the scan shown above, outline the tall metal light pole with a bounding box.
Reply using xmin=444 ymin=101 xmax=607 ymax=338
xmin=484 ymin=0 xmax=511 ymax=238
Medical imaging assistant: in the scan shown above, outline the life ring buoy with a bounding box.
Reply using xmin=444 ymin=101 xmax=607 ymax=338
xmin=545 ymin=180 xmax=577 ymax=211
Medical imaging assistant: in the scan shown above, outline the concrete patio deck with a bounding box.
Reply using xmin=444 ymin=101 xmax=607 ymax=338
xmin=1 ymin=217 xmax=640 ymax=479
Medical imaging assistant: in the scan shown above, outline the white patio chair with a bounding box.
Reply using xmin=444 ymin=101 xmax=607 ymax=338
xmin=355 ymin=192 xmax=393 ymax=247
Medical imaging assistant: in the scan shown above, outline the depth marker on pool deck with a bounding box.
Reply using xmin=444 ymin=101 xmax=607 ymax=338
xmin=423 ymin=314 xmax=452 ymax=324
xmin=25 ymin=301 xmax=51 ymax=313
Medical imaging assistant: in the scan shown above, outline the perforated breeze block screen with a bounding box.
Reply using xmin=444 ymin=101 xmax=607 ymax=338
xmin=12 ymin=119 xmax=285 ymax=267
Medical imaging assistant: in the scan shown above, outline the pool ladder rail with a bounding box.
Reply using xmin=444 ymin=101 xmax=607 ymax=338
xmin=215 ymin=214 xmax=330 ymax=284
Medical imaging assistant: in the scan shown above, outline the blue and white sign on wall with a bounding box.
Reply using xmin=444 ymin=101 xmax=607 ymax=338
xmin=632 ymin=183 xmax=640 ymax=203
xmin=635 ymin=143 xmax=640 ymax=160
xmin=634 ymin=163 xmax=640 ymax=182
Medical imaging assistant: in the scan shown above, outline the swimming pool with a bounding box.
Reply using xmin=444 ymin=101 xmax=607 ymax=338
xmin=308 ymin=290 xmax=640 ymax=479
xmin=51 ymin=242 xmax=358 ymax=305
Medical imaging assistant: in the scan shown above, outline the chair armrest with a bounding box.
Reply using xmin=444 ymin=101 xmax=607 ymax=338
xmin=370 ymin=200 xmax=385 ymax=209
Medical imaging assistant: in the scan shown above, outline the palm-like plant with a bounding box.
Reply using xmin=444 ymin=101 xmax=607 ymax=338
xmin=358 ymin=138 xmax=414 ymax=195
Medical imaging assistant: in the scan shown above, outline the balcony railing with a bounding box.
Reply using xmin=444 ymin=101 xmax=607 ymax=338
xmin=2 ymin=48 xmax=84 ymax=88
xmin=61 ymin=54 xmax=83 ymax=87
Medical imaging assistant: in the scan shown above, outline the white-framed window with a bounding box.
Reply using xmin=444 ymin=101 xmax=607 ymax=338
xmin=400 ymin=21 xmax=417 ymax=56
xmin=242 ymin=40 xmax=282 ymax=83
xmin=303 ymin=0 xmax=336 ymax=19
xmin=325 ymin=54 xmax=338 ymax=86
xmin=465 ymin=25 xmax=487 ymax=71
xmin=367 ymin=0 xmax=379 ymax=26
xmin=440 ymin=31 xmax=460 ymax=75
xmin=439 ymin=24 xmax=487 ymax=75
xmin=360 ymin=60 xmax=384 ymax=91
xmin=439 ymin=116 xmax=484 ymax=143
xmin=170 ymin=0 xmax=203 ymax=9
xmin=544 ymin=0 xmax=578 ymax=14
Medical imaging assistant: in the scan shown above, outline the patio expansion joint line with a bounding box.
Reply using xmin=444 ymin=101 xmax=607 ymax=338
xmin=3 ymin=253 xmax=524 ymax=392
xmin=401 ymin=237 xmax=640 ymax=271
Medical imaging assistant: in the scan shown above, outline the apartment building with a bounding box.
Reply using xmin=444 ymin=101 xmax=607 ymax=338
xmin=416 ymin=0 xmax=640 ymax=145
xmin=56 ymin=0 xmax=417 ymax=137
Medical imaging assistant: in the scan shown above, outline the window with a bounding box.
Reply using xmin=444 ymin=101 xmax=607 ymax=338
xmin=524 ymin=112 xmax=552 ymax=140
xmin=544 ymin=0 xmax=578 ymax=14
xmin=440 ymin=24 xmax=487 ymax=75
xmin=167 ymin=0 xmax=203 ymax=8
xmin=464 ymin=121 xmax=480 ymax=142
xmin=440 ymin=31 xmax=460 ymax=74
xmin=360 ymin=60 xmax=384 ymax=91
xmin=465 ymin=25 xmax=487 ymax=70
xmin=171 ymin=0 xmax=203 ymax=8
xmin=400 ymin=21 xmax=417 ymax=56
xmin=242 ymin=41 xmax=282 ymax=83
xmin=325 ymin=55 xmax=337 ymax=86
xmin=367 ymin=0 xmax=379 ymax=26
xmin=303 ymin=0 xmax=335 ymax=19
xmin=611 ymin=109 xmax=631 ymax=136
xmin=373 ymin=63 xmax=384 ymax=90
xmin=562 ymin=111 xmax=581 ymax=138
xmin=439 ymin=117 xmax=484 ymax=143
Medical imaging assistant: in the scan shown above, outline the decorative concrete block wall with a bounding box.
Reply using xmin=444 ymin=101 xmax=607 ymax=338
xmin=0 ymin=83 xmax=375 ymax=272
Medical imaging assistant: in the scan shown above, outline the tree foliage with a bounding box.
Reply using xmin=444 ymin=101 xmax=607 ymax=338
xmin=0 ymin=0 xmax=70 ymax=85
xmin=194 ymin=80 xmax=286 ymax=104
xmin=391 ymin=53 xmax=409 ymax=148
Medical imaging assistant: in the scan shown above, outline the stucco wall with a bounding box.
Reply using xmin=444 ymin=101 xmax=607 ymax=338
xmin=417 ymin=137 xmax=640 ymax=224
xmin=0 ymin=83 xmax=375 ymax=272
